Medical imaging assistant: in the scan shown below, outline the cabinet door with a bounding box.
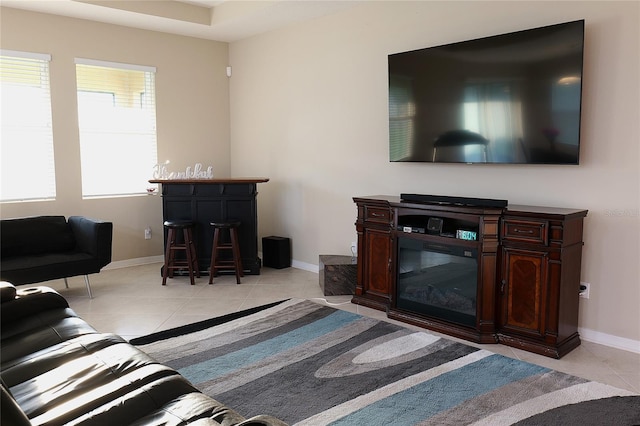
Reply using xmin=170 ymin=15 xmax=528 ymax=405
xmin=364 ymin=228 xmax=392 ymax=299
xmin=500 ymin=247 xmax=548 ymax=338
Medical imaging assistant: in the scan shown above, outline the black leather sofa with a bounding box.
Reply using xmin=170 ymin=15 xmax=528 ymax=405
xmin=0 ymin=282 xmax=288 ymax=426
xmin=0 ymin=216 xmax=113 ymax=298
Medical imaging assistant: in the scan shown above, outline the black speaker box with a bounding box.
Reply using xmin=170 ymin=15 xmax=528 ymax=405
xmin=262 ymin=236 xmax=291 ymax=269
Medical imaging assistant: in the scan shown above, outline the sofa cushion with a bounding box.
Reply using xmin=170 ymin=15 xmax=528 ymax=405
xmin=12 ymin=346 xmax=171 ymax=416
xmin=1 ymin=383 xmax=31 ymax=426
xmin=1 ymin=216 xmax=76 ymax=258
xmin=1 ymin=314 xmax=97 ymax=368
xmin=1 ymin=286 xmax=70 ymax=326
xmin=0 ymin=281 xmax=17 ymax=302
xmin=129 ymin=392 xmax=244 ymax=426
xmin=1 ymin=333 xmax=124 ymax=385
xmin=5 ymin=334 xmax=185 ymax=426
xmin=0 ymin=252 xmax=99 ymax=285
xmin=27 ymin=366 xmax=184 ymax=426
xmin=75 ymin=380 xmax=215 ymax=426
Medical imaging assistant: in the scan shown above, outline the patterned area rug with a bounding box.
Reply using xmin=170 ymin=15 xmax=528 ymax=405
xmin=131 ymin=299 xmax=640 ymax=425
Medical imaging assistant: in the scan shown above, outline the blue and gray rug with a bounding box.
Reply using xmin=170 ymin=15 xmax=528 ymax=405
xmin=132 ymin=299 xmax=639 ymax=425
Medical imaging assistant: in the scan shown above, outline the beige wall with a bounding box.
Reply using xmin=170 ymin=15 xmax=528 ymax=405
xmin=1 ymin=2 xmax=638 ymax=347
xmin=229 ymin=2 xmax=639 ymax=344
xmin=0 ymin=7 xmax=230 ymax=262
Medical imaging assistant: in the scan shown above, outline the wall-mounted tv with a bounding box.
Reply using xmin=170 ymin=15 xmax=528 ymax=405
xmin=389 ymin=20 xmax=584 ymax=164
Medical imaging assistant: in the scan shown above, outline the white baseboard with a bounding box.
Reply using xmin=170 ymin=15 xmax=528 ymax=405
xmin=103 ymin=255 xmax=164 ymax=270
xmin=291 ymin=259 xmax=320 ymax=273
xmin=104 ymin=256 xmax=639 ymax=354
xmin=578 ymin=327 xmax=640 ymax=354
xmin=256 ymin=251 xmax=320 ymax=273
xmin=107 ymin=255 xmax=320 ymax=273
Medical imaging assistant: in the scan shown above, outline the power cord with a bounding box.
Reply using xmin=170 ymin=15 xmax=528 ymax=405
xmin=310 ymin=297 xmax=352 ymax=306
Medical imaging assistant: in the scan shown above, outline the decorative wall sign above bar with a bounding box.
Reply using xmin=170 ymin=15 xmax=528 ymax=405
xmin=152 ymin=161 xmax=213 ymax=180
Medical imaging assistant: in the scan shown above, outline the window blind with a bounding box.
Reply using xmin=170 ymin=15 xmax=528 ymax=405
xmin=75 ymin=58 xmax=158 ymax=197
xmin=0 ymin=50 xmax=56 ymax=202
xmin=389 ymin=75 xmax=415 ymax=161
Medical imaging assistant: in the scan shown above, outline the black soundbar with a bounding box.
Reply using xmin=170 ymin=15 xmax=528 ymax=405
xmin=400 ymin=193 xmax=508 ymax=208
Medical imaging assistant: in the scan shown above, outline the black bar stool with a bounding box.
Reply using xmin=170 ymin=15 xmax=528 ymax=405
xmin=162 ymin=220 xmax=200 ymax=285
xmin=209 ymin=221 xmax=243 ymax=284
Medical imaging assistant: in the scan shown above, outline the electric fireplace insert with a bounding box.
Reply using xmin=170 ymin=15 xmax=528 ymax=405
xmin=396 ymin=236 xmax=478 ymax=327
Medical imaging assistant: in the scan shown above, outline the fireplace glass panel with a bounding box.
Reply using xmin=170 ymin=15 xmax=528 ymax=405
xmin=396 ymin=237 xmax=478 ymax=327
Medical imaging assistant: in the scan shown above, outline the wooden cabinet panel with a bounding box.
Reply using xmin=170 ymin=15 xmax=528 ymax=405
xmin=365 ymin=206 xmax=392 ymax=224
xmin=501 ymin=219 xmax=548 ymax=245
xmin=498 ymin=211 xmax=586 ymax=358
xmin=364 ymin=228 xmax=392 ymax=297
xmin=353 ymin=198 xmax=393 ymax=311
xmin=501 ymin=248 xmax=547 ymax=338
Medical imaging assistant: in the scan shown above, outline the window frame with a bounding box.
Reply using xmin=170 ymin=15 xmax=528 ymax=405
xmin=0 ymin=49 xmax=56 ymax=203
xmin=75 ymin=58 xmax=158 ymax=199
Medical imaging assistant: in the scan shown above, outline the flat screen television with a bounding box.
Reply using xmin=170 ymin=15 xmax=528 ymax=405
xmin=389 ymin=20 xmax=584 ymax=164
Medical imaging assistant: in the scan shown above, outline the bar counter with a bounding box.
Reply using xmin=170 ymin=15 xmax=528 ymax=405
xmin=149 ymin=178 xmax=269 ymax=275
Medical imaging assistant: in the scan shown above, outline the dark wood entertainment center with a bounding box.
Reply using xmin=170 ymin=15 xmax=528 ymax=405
xmin=352 ymin=195 xmax=587 ymax=358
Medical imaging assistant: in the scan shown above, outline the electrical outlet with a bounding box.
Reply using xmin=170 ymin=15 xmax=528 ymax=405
xmin=144 ymin=226 xmax=152 ymax=240
xmin=579 ymin=282 xmax=590 ymax=299
xmin=351 ymin=241 xmax=357 ymax=256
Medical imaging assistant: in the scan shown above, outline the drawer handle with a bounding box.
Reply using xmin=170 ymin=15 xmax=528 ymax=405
xmin=371 ymin=212 xmax=385 ymax=217
xmin=513 ymin=228 xmax=534 ymax=234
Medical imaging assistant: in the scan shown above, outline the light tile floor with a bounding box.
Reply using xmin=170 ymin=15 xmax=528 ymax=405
xmin=46 ymin=263 xmax=640 ymax=394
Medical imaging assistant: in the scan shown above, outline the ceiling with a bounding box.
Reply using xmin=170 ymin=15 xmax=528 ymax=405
xmin=1 ymin=0 xmax=358 ymax=42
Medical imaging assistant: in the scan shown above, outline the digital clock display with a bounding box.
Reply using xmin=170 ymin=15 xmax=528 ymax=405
xmin=456 ymin=230 xmax=477 ymax=241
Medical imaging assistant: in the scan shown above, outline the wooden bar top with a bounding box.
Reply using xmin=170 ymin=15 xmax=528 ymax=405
xmin=149 ymin=178 xmax=269 ymax=184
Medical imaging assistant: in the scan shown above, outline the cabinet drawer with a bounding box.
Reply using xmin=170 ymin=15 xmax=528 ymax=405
xmin=501 ymin=219 xmax=548 ymax=245
xmin=364 ymin=206 xmax=392 ymax=224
